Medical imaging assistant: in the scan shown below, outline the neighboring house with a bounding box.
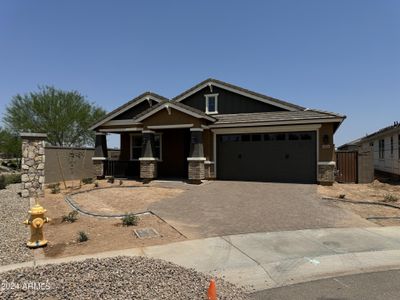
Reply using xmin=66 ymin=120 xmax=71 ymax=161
xmin=339 ymin=122 xmax=400 ymax=177
xmin=90 ymin=78 xmax=345 ymax=185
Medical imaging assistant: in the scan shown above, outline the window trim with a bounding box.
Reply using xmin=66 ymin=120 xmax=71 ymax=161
xmin=390 ymin=136 xmax=394 ymax=157
xmin=379 ymin=139 xmax=385 ymax=160
xmin=205 ymin=93 xmax=219 ymax=114
xmin=130 ymin=133 xmax=162 ymax=161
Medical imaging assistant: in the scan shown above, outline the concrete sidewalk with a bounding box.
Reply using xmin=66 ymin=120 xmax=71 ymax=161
xmin=3 ymin=226 xmax=400 ymax=292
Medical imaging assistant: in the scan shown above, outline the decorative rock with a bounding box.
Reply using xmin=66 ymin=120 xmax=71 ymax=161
xmin=20 ymin=133 xmax=47 ymax=198
xmin=21 ymin=174 xmax=29 ymax=182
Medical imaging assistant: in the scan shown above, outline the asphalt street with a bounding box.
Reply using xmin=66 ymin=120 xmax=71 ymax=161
xmin=251 ymin=269 xmax=400 ymax=300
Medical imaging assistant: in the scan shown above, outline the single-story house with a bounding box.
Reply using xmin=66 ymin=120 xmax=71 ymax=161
xmin=90 ymin=78 xmax=345 ymax=185
xmin=339 ymin=122 xmax=400 ymax=178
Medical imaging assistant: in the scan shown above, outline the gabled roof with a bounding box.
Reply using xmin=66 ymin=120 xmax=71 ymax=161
xmin=133 ymin=101 xmax=216 ymax=123
xmin=212 ymin=110 xmax=345 ymax=127
xmin=172 ymin=78 xmax=305 ymax=111
xmin=89 ymin=92 xmax=168 ymax=130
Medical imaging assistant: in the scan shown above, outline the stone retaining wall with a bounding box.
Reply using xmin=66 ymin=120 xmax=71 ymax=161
xmin=20 ymin=133 xmax=47 ymax=198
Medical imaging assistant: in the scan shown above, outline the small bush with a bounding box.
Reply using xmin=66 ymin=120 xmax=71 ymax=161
xmin=119 ymin=180 xmax=123 ymax=186
xmin=94 ymin=181 xmax=99 ymax=188
xmin=107 ymin=176 xmax=115 ymax=184
xmin=339 ymin=194 xmax=346 ymax=199
xmin=62 ymin=210 xmax=79 ymax=223
xmin=0 ymin=176 xmax=6 ymax=190
xmin=48 ymin=183 xmax=61 ymax=194
xmin=77 ymin=231 xmax=89 ymax=243
xmin=82 ymin=177 xmax=94 ymax=185
xmin=122 ymin=213 xmax=139 ymax=226
xmin=0 ymin=174 xmax=21 ymax=189
xmin=383 ymin=194 xmax=399 ymax=202
xmin=4 ymin=174 xmax=21 ymax=185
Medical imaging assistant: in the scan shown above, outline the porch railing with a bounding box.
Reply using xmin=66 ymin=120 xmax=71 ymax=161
xmin=104 ymin=160 xmax=138 ymax=178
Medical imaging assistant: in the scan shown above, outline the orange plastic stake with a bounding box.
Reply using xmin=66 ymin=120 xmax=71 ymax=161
xmin=207 ymin=279 xmax=217 ymax=300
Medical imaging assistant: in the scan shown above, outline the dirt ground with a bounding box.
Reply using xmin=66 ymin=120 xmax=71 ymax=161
xmin=72 ymin=186 xmax=184 ymax=215
xmin=39 ymin=180 xmax=185 ymax=259
xmin=318 ymin=179 xmax=400 ymax=201
xmin=318 ymin=179 xmax=400 ymax=227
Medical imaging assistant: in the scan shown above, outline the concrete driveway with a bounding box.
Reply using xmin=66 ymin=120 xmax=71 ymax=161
xmin=150 ymin=181 xmax=373 ymax=239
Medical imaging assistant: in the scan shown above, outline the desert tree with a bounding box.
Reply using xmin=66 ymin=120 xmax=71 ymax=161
xmin=3 ymin=86 xmax=106 ymax=147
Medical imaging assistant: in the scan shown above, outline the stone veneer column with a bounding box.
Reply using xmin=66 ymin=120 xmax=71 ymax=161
xmin=20 ymin=133 xmax=47 ymax=198
xmin=317 ymin=161 xmax=335 ymax=186
xmin=139 ymin=130 xmax=157 ymax=181
xmin=187 ymin=128 xmax=206 ymax=183
xmin=92 ymin=132 xmax=108 ymax=179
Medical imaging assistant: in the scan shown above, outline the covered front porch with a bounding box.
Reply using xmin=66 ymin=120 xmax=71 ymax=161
xmin=92 ymin=102 xmax=216 ymax=182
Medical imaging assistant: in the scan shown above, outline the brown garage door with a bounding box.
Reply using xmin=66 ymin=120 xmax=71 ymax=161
xmin=217 ymin=131 xmax=317 ymax=183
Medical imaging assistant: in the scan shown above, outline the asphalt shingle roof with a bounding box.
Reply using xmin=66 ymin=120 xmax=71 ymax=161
xmin=214 ymin=110 xmax=344 ymax=125
xmin=172 ymin=78 xmax=306 ymax=110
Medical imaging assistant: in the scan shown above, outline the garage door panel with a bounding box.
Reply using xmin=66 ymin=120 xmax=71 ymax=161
xmin=217 ymin=132 xmax=316 ymax=183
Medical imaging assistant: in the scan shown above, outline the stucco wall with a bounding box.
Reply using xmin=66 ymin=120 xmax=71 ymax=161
xmin=44 ymin=147 xmax=120 ymax=183
xmin=370 ymin=131 xmax=400 ymax=176
xmin=319 ymin=123 xmax=335 ymax=162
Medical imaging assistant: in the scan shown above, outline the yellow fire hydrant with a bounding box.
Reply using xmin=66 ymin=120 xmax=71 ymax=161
xmin=23 ymin=199 xmax=50 ymax=248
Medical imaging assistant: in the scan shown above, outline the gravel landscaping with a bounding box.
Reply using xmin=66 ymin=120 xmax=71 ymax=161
xmin=0 ymin=256 xmax=249 ymax=299
xmin=0 ymin=184 xmax=33 ymax=266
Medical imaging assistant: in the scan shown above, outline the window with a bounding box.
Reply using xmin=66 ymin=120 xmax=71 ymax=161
xmin=130 ymin=134 xmax=162 ymax=160
xmin=379 ymin=139 xmax=385 ymax=159
xmin=205 ymin=94 xmax=218 ymax=114
xmin=288 ymin=133 xmax=299 ymax=140
xmin=390 ymin=136 xmax=394 ymax=157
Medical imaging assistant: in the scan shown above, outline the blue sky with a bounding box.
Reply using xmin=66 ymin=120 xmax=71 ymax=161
xmin=0 ymin=0 xmax=399 ymax=148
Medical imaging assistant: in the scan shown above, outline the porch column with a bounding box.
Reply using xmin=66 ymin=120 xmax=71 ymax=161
xmin=92 ymin=132 xmax=108 ymax=179
xmin=187 ymin=128 xmax=206 ymax=183
xmin=139 ymin=130 xmax=157 ymax=181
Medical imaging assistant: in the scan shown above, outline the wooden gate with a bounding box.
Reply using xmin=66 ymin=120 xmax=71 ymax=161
xmin=335 ymin=151 xmax=358 ymax=183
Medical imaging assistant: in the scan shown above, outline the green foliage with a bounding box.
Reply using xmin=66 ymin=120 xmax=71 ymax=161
xmin=0 ymin=176 xmax=5 ymax=190
xmin=48 ymin=182 xmax=61 ymax=194
xmin=4 ymin=174 xmax=21 ymax=185
xmin=82 ymin=177 xmax=94 ymax=185
xmin=122 ymin=213 xmax=139 ymax=226
xmin=0 ymin=174 xmax=21 ymax=189
xmin=3 ymin=86 xmax=106 ymax=147
xmin=107 ymin=176 xmax=115 ymax=184
xmin=77 ymin=231 xmax=89 ymax=242
xmin=0 ymin=128 xmax=21 ymax=158
xmin=383 ymin=194 xmax=399 ymax=202
xmin=62 ymin=210 xmax=79 ymax=223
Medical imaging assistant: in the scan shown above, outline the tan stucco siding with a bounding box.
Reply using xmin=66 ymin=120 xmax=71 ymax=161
xmin=319 ymin=123 xmax=335 ymax=162
xmin=142 ymin=108 xmax=205 ymax=127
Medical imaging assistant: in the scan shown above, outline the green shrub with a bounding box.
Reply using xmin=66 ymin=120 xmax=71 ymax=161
xmin=77 ymin=231 xmax=89 ymax=243
xmin=107 ymin=176 xmax=115 ymax=184
xmin=383 ymin=194 xmax=399 ymax=202
xmin=0 ymin=176 xmax=5 ymax=190
xmin=94 ymin=181 xmax=99 ymax=188
xmin=48 ymin=183 xmax=61 ymax=194
xmin=82 ymin=177 xmax=94 ymax=185
xmin=0 ymin=174 xmax=21 ymax=189
xmin=62 ymin=210 xmax=79 ymax=223
xmin=122 ymin=213 xmax=139 ymax=226
xmin=338 ymin=194 xmax=346 ymax=199
xmin=119 ymin=180 xmax=123 ymax=186
xmin=4 ymin=174 xmax=21 ymax=185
